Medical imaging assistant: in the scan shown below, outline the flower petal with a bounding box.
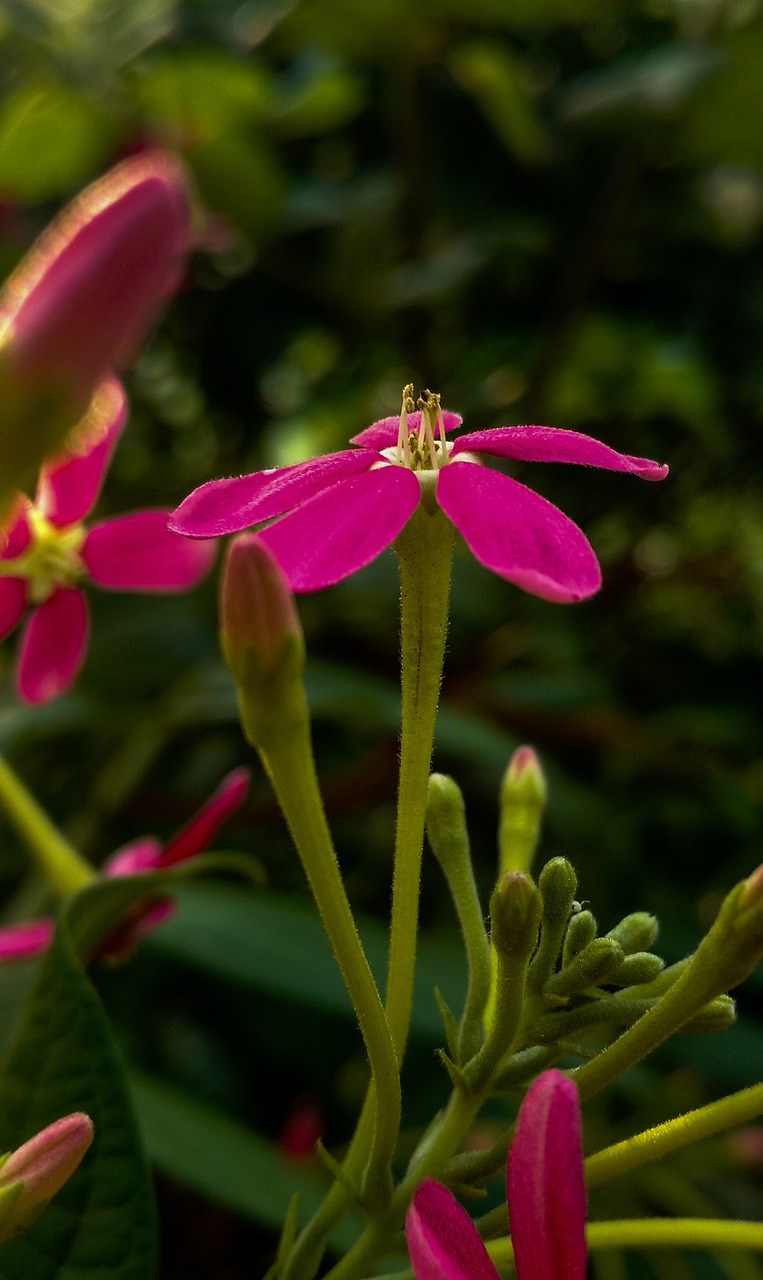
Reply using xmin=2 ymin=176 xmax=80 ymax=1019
xmin=507 ymin=1070 xmax=587 ymax=1280
xmin=16 ymin=587 xmax=89 ymax=704
xmin=159 ymin=766 xmax=250 ymax=867
xmin=0 ymin=918 xmax=54 ymax=962
xmin=352 ymin=410 xmax=462 ymax=449
xmin=83 ymin=511 xmax=215 ymax=590
xmin=406 ymin=1180 xmax=499 ymax=1280
xmin=437 ymin=462 xmax=601 ymax=602
xmin=170 ymin=451 xmax=374 ymax=538
xmin=102 ymin=837 xmax=163 ymax=879
xmin=453 ymin=426 xmax=668 ymax=480
xmin=0 ymin=577 xmax=27 ymax=641
xmin=259 ymin=465 xmax=420 ymax=592
xmin=1 ymin=498 xmax=32 ymax=558
xmin=35 ymin=378 xmax=128 ymax=526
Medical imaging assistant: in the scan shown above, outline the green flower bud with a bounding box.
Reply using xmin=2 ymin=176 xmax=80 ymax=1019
xmin=610 ymin=952 xmax=665 ymax=987
xmin=562 ymin=909 xmax=597 ymax=966
xmin=545 ymin=936 xmax=625 ymax=998
xmin=490 ymin=871 xmax=543 ymax=963
xmin=529 ymin=858 xmax=578 ymax=992
xmin=499 ymin=746 xmax=546 ymax=875
xmin=605 ymin=912 xmax=659 ymax=955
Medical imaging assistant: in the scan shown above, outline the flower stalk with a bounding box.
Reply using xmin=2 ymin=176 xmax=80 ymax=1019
xmin=0 ymin=753 xmax=94 ymax=897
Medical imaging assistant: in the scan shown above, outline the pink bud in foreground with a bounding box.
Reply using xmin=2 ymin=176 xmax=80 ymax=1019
xmin=0 ymin=151 xmax=191 ymax=496
xmin=221 ymin=533 xmax=303 ymax=677
xmin=0 ymin=1113 xmax=94 ymax=1241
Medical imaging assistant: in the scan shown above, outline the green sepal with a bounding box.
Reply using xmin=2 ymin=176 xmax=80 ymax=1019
xmin=437 ymin=1049 xmax=470 ymax=1093
xmin=274 ymin=1195 xmax=300 ymax=1279
xmin=434 ymin=988 xmax=461 ymax=1062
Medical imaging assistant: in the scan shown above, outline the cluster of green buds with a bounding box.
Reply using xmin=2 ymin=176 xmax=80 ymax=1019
xmin=425 ymin=748 xmax=737 ymax=1108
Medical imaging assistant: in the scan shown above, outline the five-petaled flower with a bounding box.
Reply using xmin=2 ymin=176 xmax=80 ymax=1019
xmin=0 ymin=767 xmax=249 ymax=963
xmin=0 ymin=377 xmax=216 ymax=704
xmin=171 ymin=386 xmax=668 ymax=602
xmin=406 ymin=1069 xmax=587 ymax=1280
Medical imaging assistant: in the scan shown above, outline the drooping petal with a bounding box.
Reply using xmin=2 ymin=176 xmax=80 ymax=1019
xmin=259 ymin=465 xmax=420 ymax=592
xmin=406 ymin=1179 xmax=499 ymax=1280
xmin=1 ymin=498 xmax=32 ymax=558
xmin=352 ymin=410 xmax=462 ymax=450
xmin=0 ymin=918 xmax=54 ymax=961
xmin=82 ymin=511 xmax=215 ymax=591
xmin=437 ymin=462 xmax=601 ymax=603
xmin=170 ymin=451 xmax=374 ymax=538
xmin=0 ymin=577 xmax=27 ymax=641
xmin=102 ymin=837 xmax=163 ymax=879
xmin=453 ymin=426 xmax=668 ymax=480
xmin=16 ymin=587 xmax=89 ymax=704
xmin=35 ymin=378 xmax=128 ymax=526
xmin=1 ymin=151 xmax=190 ymax=404
xmin=158 ymin=766 xmax=250 ymax=867
xmin=507 ymin=1070 xmax=587 ymax=1280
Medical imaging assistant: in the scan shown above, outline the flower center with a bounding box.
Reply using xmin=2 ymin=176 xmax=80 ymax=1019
xmin=1 ymin=507 xmax=87 ymax=604
xmin=381 ymin=385 xmax=454 ymax=477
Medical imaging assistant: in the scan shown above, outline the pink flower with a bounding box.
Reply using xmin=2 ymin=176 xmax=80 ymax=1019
xmin=170 ymin=387 xmax=668 ymax=602
xmin=405 ymin=1069 xmax=587 ymax=1280
xmin=0 ymin=767 xmax=250 ymax=963
xmin=0 ymin=377 xmax=216 ymax=704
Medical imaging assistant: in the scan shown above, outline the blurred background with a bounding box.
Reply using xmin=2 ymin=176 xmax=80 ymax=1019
xmin=2 ymin=0 xmax=763 ymax=1275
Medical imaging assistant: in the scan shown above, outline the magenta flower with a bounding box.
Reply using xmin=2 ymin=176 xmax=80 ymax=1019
xmin=170 ymin=388 xmax=668 ymax=602
xmin=406 ymin=1069 xmax=587 ymax=1280
xmin=0 ymin=377 xmax=216 ymax=704
xmin=0 ymin=767 xmax=250 ymax=964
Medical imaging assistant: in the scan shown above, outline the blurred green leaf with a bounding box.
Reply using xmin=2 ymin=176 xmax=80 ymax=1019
xmin=135 ymin=49 xmax=271 ymax=141
xmin=0 ymin=81 xmax=116 ymax=201
xmin=131 ymin=1071 xmax=361 ymax=1248
xmin=448 ymin=40 xmax=549 ymax=164
xmin=560 ymin=43 xmax=726 ymax=123
xmin=271 ymin=53 xmax=363 ymax=137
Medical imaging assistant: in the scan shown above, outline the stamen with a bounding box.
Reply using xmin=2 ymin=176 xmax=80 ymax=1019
xmin=434 ymin=394 xmax=448 ymax=459
xmin=398 ymin=383 xmax=414 ymax=466
xmin=416 ymin=390 xmax=439 ymax=471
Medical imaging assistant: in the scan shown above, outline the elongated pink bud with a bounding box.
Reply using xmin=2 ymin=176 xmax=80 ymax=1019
xmin=0 ymin=151 xmax=191 ymax=497
xmin=221 ymin=533 xmax=303 ymax=676
xmin=0 ymin=1112 xmax=94 ymax=1241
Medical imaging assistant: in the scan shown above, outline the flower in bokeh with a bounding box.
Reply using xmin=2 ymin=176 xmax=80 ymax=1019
xmin=406 ymin=1069 xmax=587 ymax=1280
xmin=171 ymin=386 xmax=668 ymax=602
xmin=0 ymin=377 xmax=215 ymax=703
xmin=0 ymin=149 xmax=192 ymax=498
xmin=0 ymin=767 xmax=250 ymax=963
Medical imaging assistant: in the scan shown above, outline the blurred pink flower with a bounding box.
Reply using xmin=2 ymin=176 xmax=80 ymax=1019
xmin=171 ymin=391 xmax=668 ymax=602
xmin=0 ymin=378 xmax=215 ymax=703
xmin=0 ymin=1112 xmax=94 ymax=1242
xmin=0 ymin=767 xmax=250 ymax=964
xmin=406 ymin=1069 xmax=587 ymax=1280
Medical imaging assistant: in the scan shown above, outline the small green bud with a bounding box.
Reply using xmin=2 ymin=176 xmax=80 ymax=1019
xmin=562 ymin=909 xmax=597 ymax=966
xmin=605 ymin=912 xmax=659 ymax=955
xmin=545 ymin=937 xmax=625 ymax=998
xmin=682 ymin=994 xmax=736 ymax=1033
xmin=528 ymin=858 xmax=578 ymax=992
xmin=426 ymin=774 xmax=470 ymax=877
xmin=610 ymin=952 xmax=665 ymax=987
xmin=490 ymin=871 xmax=542 ymax=963
xmin=499 ymin=746 xmax=546 ymax=874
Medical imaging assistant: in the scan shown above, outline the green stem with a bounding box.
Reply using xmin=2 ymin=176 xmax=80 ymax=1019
xmin=0 ymin=754 xmax=94 ymax=897
xmin=387 ymin=505 xmax=454 ymax=1059
xmin=487 ymin=1220 xmax=763 ymax=1264
xmin=586 ymin=1082 xmax=763 ymax=1189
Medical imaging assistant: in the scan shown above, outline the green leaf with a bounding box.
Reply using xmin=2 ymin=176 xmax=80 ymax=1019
xmin=0 ymin=877 xmax=163 ymax=1280
xmin=130 ymin=1071 xmax=361 ymax=1251
xmin=0 ymin=81 xmax=116 ymax=202
xmin=135 ymin=50 xmax=271 ymax=139
xmin=448 ymin=41 xmax=549 ymax=164
xmin=152 ymin=883 xmax=466 ymax=1041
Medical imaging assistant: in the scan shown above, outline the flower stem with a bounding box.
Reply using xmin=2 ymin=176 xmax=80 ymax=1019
xmin=0 ymin=753 xmax=94 ymax=897
xmin=246 ymin=690 xmax=400 ymax=1211
xmin=585 ymin=1082 xmax=763 ymax=1189
xmin=387 ymin=505 xmax=454 ymax=1059
xmin=487 ymin=1220 xmax=763 ymax=1265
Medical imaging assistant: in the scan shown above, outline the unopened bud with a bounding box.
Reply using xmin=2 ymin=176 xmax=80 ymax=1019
xmin=610 ymin=952 xmax=665 ymax=987
xmin=0 ymin=1112 xmax=93 ymax=1241
xmin=221 ymin=534 xmax=306 ymax=749
xmin=490 ymin=871 xmax=542 ymax=963
xmin=529 ymin=858 xmax=578 ymax=991
xmin=0 ymin=151 xmax=191 ymax=504
xmin=499 ymin=746 xmax=546 ymax=875
xmin=562 ymin=909 xmax=597 ymax=966
xmin=606 ymin=912 xmax=659 ymax=955
xmin=546 ymin=937 xmax=624 ymax=998
xmin=682 ymin=994 xmax=736 ymax=1034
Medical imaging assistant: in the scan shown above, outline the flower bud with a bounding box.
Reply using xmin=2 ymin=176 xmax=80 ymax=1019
xmin=220 ymin=534 xmax=306 ymax=749
xmin=610 ymin=952 xmax=665 ymax=987
xmin=0 ymin=151 xmax=190 ymax=504
xmin=605 ymin=912 xmax=659 ymax=955
xmin=563 ymin=909 xmax=597 ymax=966
xmin=0 ymin=1112 xmax=93 ymax=1242
xmin=529 ymin=858 xmax=578 ymax=992
xmin=490 ymin=871 xmax=542 ymax=963
xmin=499 ymin=746 xmax=546 ymax=875
xmin=545 ymin=937 xmax=624 ymax=998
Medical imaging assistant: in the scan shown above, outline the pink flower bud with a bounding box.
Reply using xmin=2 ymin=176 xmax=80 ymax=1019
xmin=0 ymin=1113 xmax=93 ymax=1240
xmin=499 ymin=745 xmax=547 ymax=875
xmin=221 ymin=533 xmax=303 ymax=676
